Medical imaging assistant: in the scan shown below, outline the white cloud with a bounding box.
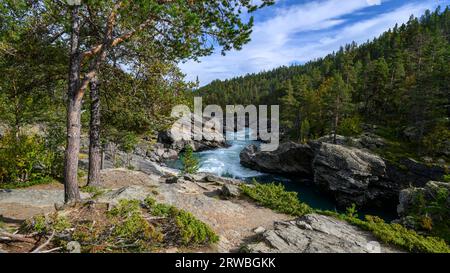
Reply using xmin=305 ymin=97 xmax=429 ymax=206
xmin=367 ymin=0 xmax=382 ymax=6
xmin=180 ymin=0 xmax=443 ymax=86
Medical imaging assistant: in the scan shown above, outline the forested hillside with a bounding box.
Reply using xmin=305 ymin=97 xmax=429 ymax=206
xmin=199 ymin=7 xmax=450 ymax=157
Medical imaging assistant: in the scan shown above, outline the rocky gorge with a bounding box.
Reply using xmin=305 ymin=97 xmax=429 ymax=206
xmin=240 ymin=134 xmax=448 ymax=210
xmin=1 ymin=120 xmax=448 ymax=253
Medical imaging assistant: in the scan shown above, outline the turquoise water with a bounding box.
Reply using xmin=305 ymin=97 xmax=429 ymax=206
xmin=166 ymin=129 xmax=397 ymax=221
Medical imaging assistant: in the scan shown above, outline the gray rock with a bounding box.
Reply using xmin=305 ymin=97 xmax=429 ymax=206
xmin=397 ymin=181 xmax=450 ymax=219
xmin=253 ymin=227 xmax=266 ymax=234
xmin=158 ymin=113 xmax=227 ymax=153
xmin=67 ymin=241 xmax=81 ymax=253
xmin=221 ymin=184 xmax=241 ymax=199
xmin=165 ymin=176 xmax=180 ymax=184
xmin=96 ymin=186 xmax=151 ymax=205
xmin=312 ymin=142 xmax=387 ymax=207
xmin=101 ymin=146 xmax=178 ymax=177
xmin=246 ymin=214 xmax=400 ymax=253
xmin=240 ymin=142 xmax=314 ymax=176
xmin=183 ymin=173 xmax=206 ymax=182
xmin=317 ymin=133 xmax=386 ymax=150
xmin=202 ymin=174 xmax=241 ymax=185
xmin=385 ymin=158 xmax=446 ymax=191
xmin=0 ymin=189 xmax=89 ymax=207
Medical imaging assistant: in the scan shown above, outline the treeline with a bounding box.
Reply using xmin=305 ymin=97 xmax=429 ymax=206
xmin=199 ymin=7 xmax=450 ymax=155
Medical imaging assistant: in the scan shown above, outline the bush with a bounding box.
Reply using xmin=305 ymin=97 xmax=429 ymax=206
xmin=0 ymin=132 xmax=58 ymax=186
xmin=339 ymin=116 xmax=362 ymax=137
xmin=180 ymin=145 xmax=199 ymax=175
xmin=175 ymin=210 xmax=219 ymax=246
xmin=240 ymin=181 xmax=312 ymax=216
xmin=348 ymin=215 xmax=450 ymax=253
xmin=422 ymin=123 xmax=450 ymax=157
xmin=317 ymin=210 xmax=450 ymax=253
xmin=300 ymin=119 xmax=310 ymax=143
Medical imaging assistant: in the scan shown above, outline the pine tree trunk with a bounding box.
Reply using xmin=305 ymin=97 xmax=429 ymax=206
xmin=64 ymin=6 xmax=82 ymax=203
xmin=88 ymin=75 xmax=102 ymax=187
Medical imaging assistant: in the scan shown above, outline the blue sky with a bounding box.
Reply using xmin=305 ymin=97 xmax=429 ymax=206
xmin=179 ymin=0 xmax=450 ymax=86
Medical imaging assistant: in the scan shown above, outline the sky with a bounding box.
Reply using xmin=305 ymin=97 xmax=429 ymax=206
xmin=179 ymin=0 xmax=450 ymax=86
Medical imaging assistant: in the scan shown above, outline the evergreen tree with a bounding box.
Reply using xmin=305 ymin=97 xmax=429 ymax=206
xmin=181 ymin=146 xmax=200 ymax=175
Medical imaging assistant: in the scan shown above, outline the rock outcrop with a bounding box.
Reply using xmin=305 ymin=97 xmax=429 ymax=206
xmin=158 ymin=113 xmax=227 ymax=154
xmin=240 ymin=134 xmax=448 ymax=209
xmin=386 ymin=158 xmax=447 ymax=190
xmin=397 ymin=181 xmax=450 ymax=218
xmin=312 ymin=142 xmax=389 ymax=208
xmin=240 ymin=142 xmax=314 ymax=176
xmin=246 ymin=213 xmax=400 ymax=253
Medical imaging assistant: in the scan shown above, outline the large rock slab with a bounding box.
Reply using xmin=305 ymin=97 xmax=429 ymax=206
xmin=158 ymin=113 xmax=227 ymax=153
xmin=240 ymin=142 xmax=314 ymax=176
xmin=0 ymin=189 xmax=89 ymax=207
xmin=0 ymin=189 xmax=90 ymax=220
xmin=312 ymin=142 xmax=388 ymax=208
xmin=246 ymin=214 xmax=400 ymax=253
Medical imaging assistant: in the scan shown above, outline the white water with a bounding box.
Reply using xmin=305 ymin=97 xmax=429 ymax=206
xmin=197 ymin=129 xmax=264 ymax=179
xmin=165 ymin=128 xmax=396 ymax=220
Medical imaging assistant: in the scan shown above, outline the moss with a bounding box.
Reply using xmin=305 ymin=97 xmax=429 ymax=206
xmin=240 ymin=181 xmax=312 ymax=217
xmin=175 ymin=210 xmax=219 ymax=246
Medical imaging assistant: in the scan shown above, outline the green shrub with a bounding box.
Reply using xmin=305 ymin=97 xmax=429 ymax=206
xmin=144 ymin=196 xmax=219 ymax=246
xmin=422 ymin=123 xmax=450 ymax=157
xmin=346 ymin=203 xmax=358 ymax=218
xmin=180 ymin=145 xmax=199 ymax=175
xmin=348 ymin=215 xmax=450 ymax=253
xmin=175 ymin=210 xmax=219 ymax=246
xmin=407 ymin=187 xmax=450 ymax=243
xmin=152 ymin=203 xmax=175 ymax=217
xmin=52 ymin=215 xmax=71 ymax=233
xmin=443 ymin=175 xmax=450 ymax=183
xmin=300 ymin=119 xmax=311 ymax=143
xmin=0 ymin=132 xmax=63 ymax=188
xmin=317 ymin=210 xmax=450 ymax=253
xmin=240 ymin=181 xmax=312 ymax=216
xmin=339 ymin=116 xmax=362 ymax=137
xmin=108 ymin=199 xmax=142 ymax=218
xmin=81 ymin=186 xmax=106 ymax=199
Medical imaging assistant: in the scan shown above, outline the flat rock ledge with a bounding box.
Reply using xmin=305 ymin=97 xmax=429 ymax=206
xmin=246 ymin=214 xmax=401 ymax=253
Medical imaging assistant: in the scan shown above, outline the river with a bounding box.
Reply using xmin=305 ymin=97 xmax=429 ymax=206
xmin=166 ymin=129 xmax=397 ymax=221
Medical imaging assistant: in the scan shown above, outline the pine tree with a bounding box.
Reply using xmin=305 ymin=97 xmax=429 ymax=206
xmin=181 ymin=146 xmax=200 ymax=175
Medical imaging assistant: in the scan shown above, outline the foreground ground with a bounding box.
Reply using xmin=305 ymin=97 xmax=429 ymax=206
xmin=0 ymin=167 xmax=414 ymax=253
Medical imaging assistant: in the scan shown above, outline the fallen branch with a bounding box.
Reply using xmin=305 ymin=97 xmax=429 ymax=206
xmin=31 ymin=230 xmax=55 ymax=253
xmin=40 ymin=247 xmax=62 ymax=253
xmin=0 ymin=232 xmax=36 ymax=244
